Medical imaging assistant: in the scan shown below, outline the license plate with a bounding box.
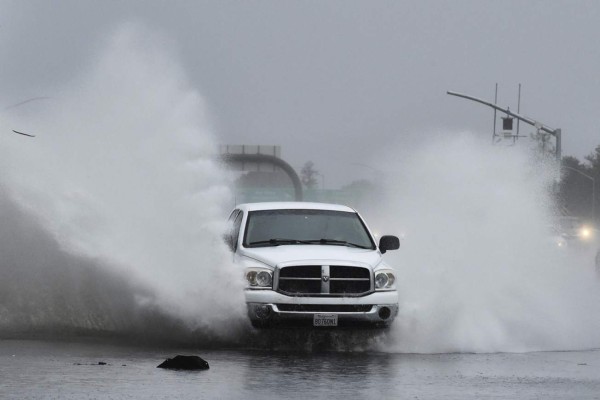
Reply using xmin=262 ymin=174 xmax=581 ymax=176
xmin=313 ymin=313 xmax=338 ymax=327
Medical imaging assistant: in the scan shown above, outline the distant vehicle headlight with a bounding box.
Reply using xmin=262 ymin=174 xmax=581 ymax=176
xmin=580 ymin=226 xmax=593 ymax=240
xmin=375 ymin=270 xmax=396 ymax=290
xmin=245 ymin=268 xmax=273 ymax=288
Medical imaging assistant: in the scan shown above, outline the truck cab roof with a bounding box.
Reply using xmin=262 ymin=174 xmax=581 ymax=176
xmin=234 ymin=202 xmax=356 ymax=213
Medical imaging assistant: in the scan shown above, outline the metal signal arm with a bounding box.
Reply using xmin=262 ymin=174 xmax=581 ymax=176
xmin=446 ymin=90 xmax=561 ymax=162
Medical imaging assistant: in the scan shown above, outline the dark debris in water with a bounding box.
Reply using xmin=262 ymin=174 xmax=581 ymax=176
xmin=157 ymin=355 xmax=209 ymax=370
xmin=74 ymin=361 xmax=111 ymax=366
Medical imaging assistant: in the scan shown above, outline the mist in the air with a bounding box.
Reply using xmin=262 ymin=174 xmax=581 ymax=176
xmin=368 ymin=134 xmax=600 ymax=353
xmin=0 ymin=23 xmax=246 ymax=341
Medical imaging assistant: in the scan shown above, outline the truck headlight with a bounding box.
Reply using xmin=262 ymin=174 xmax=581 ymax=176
xmin=256 ymin=270 xmax=272 ymax=287
xmin=245 ymin=268 xmax=273 ymax=288
xmin=375 ymin=270 xmax=396 ymax=290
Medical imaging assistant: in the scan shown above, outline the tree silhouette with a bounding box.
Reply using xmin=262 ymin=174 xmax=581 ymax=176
xmin=300 ymin=161 xmax=318 ymax=189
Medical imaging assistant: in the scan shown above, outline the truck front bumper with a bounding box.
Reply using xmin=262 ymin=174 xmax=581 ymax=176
xmin=245 ymin=289 xmax=399 ymax=328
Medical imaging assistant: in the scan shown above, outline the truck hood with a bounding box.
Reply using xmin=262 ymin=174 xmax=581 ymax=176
xmin=240 ymin=245 xmax=382 ymax=269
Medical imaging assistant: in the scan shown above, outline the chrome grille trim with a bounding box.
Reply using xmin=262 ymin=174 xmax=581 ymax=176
xmin=276 ymin=264 xmax=372 ymax=297
xmin=321 ymin=265 xmax=330 ymax=293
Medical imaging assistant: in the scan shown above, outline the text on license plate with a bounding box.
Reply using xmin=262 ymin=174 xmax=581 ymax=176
xmin=313 ymin=313 xmax=338 ymax=327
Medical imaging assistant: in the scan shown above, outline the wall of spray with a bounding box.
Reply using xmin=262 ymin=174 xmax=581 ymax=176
xmin=0 ymin=23 xmax=246 ymax=341
xmin=368 ymin=134 xmax=600 ymax=353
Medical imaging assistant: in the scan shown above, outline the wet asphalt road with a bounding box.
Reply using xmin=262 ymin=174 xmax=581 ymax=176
xmin=1 ymin=339 xmax=599 ymax=399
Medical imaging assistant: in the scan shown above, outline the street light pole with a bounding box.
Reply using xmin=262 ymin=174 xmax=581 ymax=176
xmin=562 ymin=165 xmax=596 ymax=224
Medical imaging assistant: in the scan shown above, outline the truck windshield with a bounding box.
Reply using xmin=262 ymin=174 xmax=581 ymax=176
xmin=244 ymin=209 xmax=375 ymax=249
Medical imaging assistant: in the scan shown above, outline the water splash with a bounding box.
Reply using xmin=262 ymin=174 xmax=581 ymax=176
xmin=374 ymin=133 xmax=600 ymax=353
xmin=0 ymin=22 xmax=246 ymax=341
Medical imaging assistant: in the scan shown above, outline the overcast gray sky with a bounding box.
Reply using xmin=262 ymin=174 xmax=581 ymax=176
xmin=2 ymin=0 xmax=599 ymax=187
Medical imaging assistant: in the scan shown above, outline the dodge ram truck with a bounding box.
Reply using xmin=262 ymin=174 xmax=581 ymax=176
xmin=225 ymin=202 xmax=400 ymax=328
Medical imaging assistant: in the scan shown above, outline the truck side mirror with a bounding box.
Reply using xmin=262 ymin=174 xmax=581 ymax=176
xmin=379 ymin=235 xmax=400 ymax=254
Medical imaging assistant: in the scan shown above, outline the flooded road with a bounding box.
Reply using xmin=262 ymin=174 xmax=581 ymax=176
xmin=2 ymin=21 xmax=600 ymax=400
xmin=1 ymin=339 xmax=599 ymax=399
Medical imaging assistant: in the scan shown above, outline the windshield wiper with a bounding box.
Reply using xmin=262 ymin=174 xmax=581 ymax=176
xmin=305 ymin=239 xmax=370 ymax=249
xmin=248 ymin=238 xmax=313 ymax=247
xmin=248 ymin=238 xmax=370 ymax=248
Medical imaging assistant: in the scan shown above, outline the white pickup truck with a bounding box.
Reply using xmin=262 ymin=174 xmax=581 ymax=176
xmin=225 ymin=202 xmax=400 ymax=328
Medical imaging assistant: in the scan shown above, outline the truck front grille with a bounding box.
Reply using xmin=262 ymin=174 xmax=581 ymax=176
xmin=277 ymin=265 xmax=371 ymax=296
